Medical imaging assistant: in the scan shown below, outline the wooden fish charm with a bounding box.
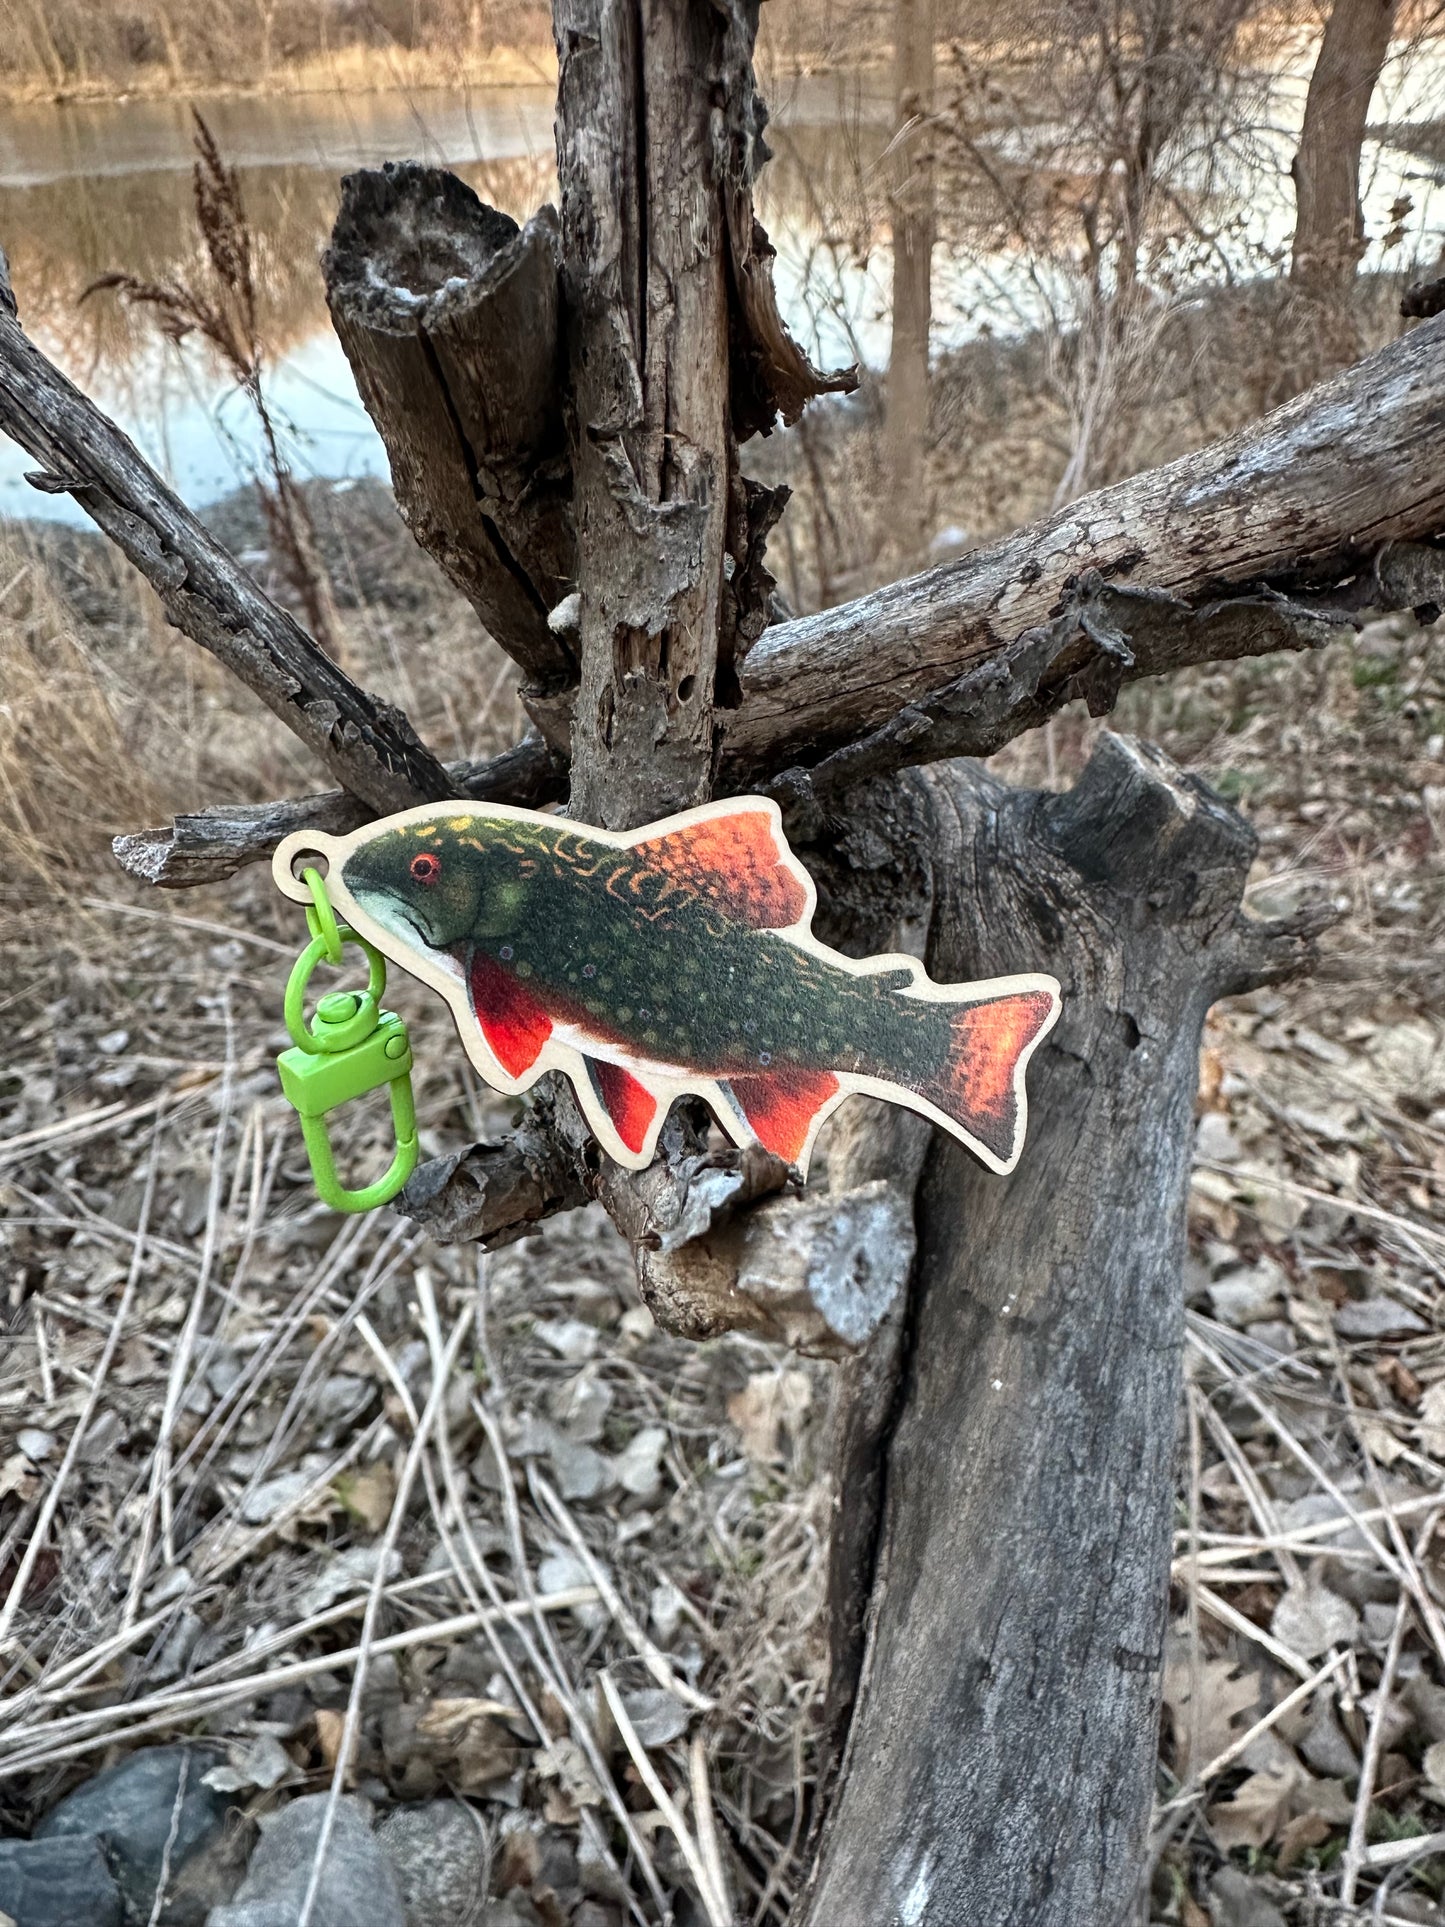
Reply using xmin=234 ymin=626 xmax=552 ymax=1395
xmin=274 ymin=799 xmax=1060 ymax=1177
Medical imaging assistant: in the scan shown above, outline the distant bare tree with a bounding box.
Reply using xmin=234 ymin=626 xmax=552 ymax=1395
xmin=1290 ymin=0 xmax=1400 ymax=292
xmin=938 ymin=0 xmax=1261 ymax=498
xmin=885 ymin=0 xmax=936 ymax=561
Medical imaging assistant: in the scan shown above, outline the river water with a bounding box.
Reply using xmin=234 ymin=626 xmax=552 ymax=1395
xmin=0 ymin=50 xmax=1440 ymax=524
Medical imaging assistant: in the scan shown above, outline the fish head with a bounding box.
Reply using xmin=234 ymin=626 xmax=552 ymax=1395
xmin=340 ymin=814 xmax=519 ymax=960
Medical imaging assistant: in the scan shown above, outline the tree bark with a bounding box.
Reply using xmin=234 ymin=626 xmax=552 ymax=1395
xmin=555 ymin=0 xmax=733 ymax=825
xmin=1291 ymin=0 xmax=1399 ymax=292
xmin=885 ymin=0 xmax=935 ymax=564
xmin=796 ymin=734 xmax=1322 ymax=1927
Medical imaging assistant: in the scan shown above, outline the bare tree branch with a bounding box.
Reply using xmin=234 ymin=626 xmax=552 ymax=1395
xmin=723 ymin=311 xmax=1445 ymax=785
xmin=0 ymin=257 xmax=458 ymax=818
xmin=112 ymin=736 xmax=565 ymax=887
xmin=115 ymin=314 xmax=1445 ymax=884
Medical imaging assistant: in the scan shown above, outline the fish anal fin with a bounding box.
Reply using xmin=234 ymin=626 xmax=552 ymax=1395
xmin=469 ymin=952 xmax=553 ymax=1078
xmin=588 ymin=1059 xmax=659 ymax=1156
xmin=728 ymin=1069 xmax=839 ymax=1165
xmin=633 ymin=806 xmax=807 ymax=929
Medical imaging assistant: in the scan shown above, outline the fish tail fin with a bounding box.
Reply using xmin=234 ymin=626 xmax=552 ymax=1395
xmin=913 ymin=983 xmax=1059 ymax=1171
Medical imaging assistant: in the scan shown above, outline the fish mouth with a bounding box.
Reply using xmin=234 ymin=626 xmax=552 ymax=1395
xmin=346 ymin=883 xmax=458 ymax=973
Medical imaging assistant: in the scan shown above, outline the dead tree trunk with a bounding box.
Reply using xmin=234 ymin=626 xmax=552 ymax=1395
xmin=796 ymin=737 xmax=1320 ymax=1927
xmin=1291 ymin=0 xmax=1398 ymax=293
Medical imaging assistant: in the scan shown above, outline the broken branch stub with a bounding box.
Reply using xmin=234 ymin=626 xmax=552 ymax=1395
xmin=324 ymin=166 xmax=576 ymax=711
xmin=798 ymin=734 xmax=1328 ymax=1927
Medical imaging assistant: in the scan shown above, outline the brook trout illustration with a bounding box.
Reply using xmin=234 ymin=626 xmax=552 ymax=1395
xmin=274 ymin=799 xmax=1060 ymax=1176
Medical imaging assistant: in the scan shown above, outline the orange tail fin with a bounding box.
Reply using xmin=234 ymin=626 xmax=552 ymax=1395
xmin=918 ymin=987 xmax=1059 ymax=1171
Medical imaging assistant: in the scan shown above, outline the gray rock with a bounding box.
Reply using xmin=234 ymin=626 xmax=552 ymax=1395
xmin=207 ymin=1796 xmax=404 ymax=1927
xmin=34 ymin=1745 xmax=236 ymax=1926
xmin=375 ymin=1804 xmax=488 ymax=1926
xmin=1300 ymin=1694 xmax=1359 ymax=1778
xmin=1208 ymin=1259 xmax=1287 ymax=1329
xmin=0 ymin=1834 xmax=124 ymax=1927
xmin=1209 ymin=1866 xmax=1287 ymax=1927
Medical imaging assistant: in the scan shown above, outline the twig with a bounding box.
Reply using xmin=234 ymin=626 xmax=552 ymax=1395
xmin=0 ymin=1588 xmax=601 ymax=1777
xmin=601 ymin=1670 xmax=732 ymax=1927
xmin=145 ymin=1752 xmax=190 ymax=1927
xmin=531 ymin=1467 xmax=716 ymax=1713
xmin=691 ymin=1732 xmax=734 ymax=1925
xmin=295 ymin=1303 xmax=475 ymax=1927
xmin=0 ymin=1106 xmax=164 ymax=1653
xmin=1340 ymin=1595 xmax=1410 ymax=1907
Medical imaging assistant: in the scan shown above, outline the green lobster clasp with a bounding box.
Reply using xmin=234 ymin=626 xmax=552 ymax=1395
xmin=276 ymin=868 xmax=418 ymax=1213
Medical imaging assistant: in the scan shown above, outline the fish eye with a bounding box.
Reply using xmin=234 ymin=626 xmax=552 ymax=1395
xmin=410 ymin=852 xmax=441 ymax=886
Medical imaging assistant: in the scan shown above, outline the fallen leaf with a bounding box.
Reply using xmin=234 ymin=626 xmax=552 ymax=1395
xmin=727 ymin=1370 xmax=812 ymax=1465
xmin=334 ymin=1461 xmax=395 ymax=1533
xmin=1417 ymin=1381 xmax=1445 ymax=1459
xmin=203 ymin=1733 xmax=294 ymax=1792
xmin=315 ymin=1706 xmax=346 ymax=1772
xmin=416 ymin=1696 xmax=522 ymax=1791
xmin=613 ymin=1425 xmax=668 ymax=1498
xmin=1208 ymin=1764 xmax=1300 ymax=1852
xmin=1276 ymin=1810 xmax=1331 ymax=1870
xmin=1162 ymin=1644 xmax=1262 ymax=1780
xmin=1272 ymin=1579 xmax=1360 ymax=1659
xmin=1334 ymin=1296 xmax=1429 ymax=1340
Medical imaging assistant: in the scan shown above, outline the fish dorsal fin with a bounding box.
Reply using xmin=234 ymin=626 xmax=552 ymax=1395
xmin=631 ymin=806 xmax=807 ymax=930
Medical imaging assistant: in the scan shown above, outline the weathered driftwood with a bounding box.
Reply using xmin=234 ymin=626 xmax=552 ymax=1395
xmin=324 ymin=168 xmax=576 ymax=710
xmin=797 ymin=734 xmax=1327 ymax=1927
xmin=0 ymin=253 xmax=457 ymax=819
xmin=112 ymin=316 xmax=1445 ymax=883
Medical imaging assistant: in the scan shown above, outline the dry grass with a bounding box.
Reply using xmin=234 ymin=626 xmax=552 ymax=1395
xmin=0 ymin=0 xmax=553 ymax=103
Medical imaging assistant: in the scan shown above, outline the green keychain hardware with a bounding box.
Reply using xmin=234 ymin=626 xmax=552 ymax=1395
xmin=276 ymin=867 xmax=418 ymax=1213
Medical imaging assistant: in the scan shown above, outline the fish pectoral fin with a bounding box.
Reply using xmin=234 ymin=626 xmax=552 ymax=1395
xmin=725 ymin=1069 xmax=839 ymax=1165
xmin=632 ymin=804 xmax=808 ymax=930
xmin=584 ymin=1058 xmax=659 ymax=1157
xmin=468 ymin=951 xmax=553 ymax=1077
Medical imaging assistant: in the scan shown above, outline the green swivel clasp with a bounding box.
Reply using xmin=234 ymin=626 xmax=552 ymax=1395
xmin=276 ymin=868 xmax=418 ymax=1213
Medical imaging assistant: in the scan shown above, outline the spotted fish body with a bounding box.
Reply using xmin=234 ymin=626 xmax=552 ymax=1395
xmin=275 ymin=799 xmax=1060 ymax=1175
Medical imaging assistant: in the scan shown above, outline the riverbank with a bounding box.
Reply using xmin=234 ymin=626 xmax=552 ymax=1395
xmin=0 ymin=39 xmax=556 ymax=107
